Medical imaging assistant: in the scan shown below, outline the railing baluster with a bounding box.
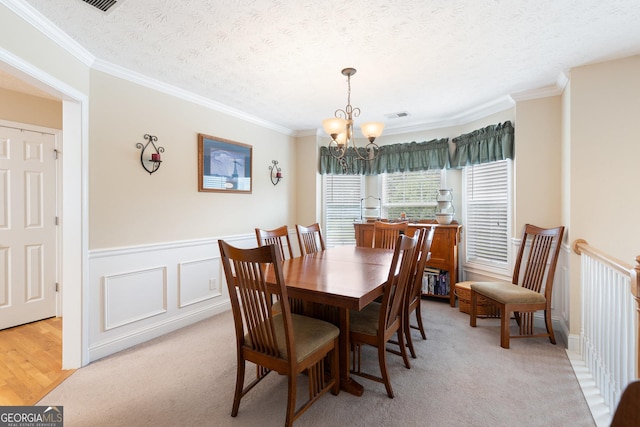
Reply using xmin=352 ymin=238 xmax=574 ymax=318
xmin=573 ymin=239 xmax=638 ymax=422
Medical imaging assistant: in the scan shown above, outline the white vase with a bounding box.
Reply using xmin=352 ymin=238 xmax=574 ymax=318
xmin=435 ymin=189 xmax=455 ymax=224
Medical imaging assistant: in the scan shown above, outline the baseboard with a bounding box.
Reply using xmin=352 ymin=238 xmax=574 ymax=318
xmin=88 ymin=299 xmax=230 ymax=362
xmin=567 ymin=332 xmax=581 ymax=354
xmin=566 ymin=350 xmax=612 ymax=427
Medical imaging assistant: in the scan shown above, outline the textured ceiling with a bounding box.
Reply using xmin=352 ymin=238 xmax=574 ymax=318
xmin=11 ymin=0 xmax=640 ymax=134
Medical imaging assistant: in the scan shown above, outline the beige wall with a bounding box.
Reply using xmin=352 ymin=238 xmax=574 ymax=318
xmin=569 ymin=55 xmax=640 ymax=263
xmin=294 ymin=134 xmax=321 ymax=226
xmin=513 ymin=96 xmax=563 ymax=233
xmin=0 ymin=87 xmax=61 ymax=129
xmin=88 ymin=70 xmax=295 ymax=249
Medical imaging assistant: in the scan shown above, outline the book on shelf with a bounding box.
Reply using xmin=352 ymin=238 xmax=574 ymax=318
xmin=421 ymin=267 xmax=450 ymax=296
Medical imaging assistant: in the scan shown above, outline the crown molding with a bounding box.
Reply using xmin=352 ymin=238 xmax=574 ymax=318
xmin=380 ymin=95 xmax=515 ymax=135
xmin=299 ymin=95 xmax=517 ymax=138
xmin=93 ymin=59 xmax=295 ymax=136
xmin=2 ymin=0 xmax=95 ymax=67
xmin=510 ymin=72 xmax=569 ymax=101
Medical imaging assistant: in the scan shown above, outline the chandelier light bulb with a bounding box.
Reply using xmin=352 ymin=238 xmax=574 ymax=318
xmin=361 ymin=122 xmax=385 ymax=142
xmin=323 ymin=117 xmax=347 ymax=139
xmin=335 ymin=132 xmax=347 ymax=146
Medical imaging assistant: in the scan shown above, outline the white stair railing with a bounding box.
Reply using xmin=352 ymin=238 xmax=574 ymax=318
xmin=572 ymin=239 xmax=640 ymax=421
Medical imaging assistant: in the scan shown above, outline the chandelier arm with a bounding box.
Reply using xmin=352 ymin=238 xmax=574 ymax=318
xmin=334 ymin=108 xmax=348 ymax=119
xmin=327 ymin=139 xmax=346 ymax=159
xmin=366 ymin=141 xmax=380 ymax=150
xmin=351 ymin=140 xmax=380 ymax=161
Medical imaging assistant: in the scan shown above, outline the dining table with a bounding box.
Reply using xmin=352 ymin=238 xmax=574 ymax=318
xmin=267 ymin=245 xmax=395 ymax=396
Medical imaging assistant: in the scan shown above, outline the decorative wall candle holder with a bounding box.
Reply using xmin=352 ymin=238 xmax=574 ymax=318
xmin=269 ymin=160 xmax=283 ymax=185
xmin=136 ymin=134 xmax=165 ymax=175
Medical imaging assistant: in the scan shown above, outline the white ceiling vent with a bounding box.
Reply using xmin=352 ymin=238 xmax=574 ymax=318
xmin=384 ymin=111 xmax=410 ymax=119
xmin=80 ymin=0 xmax=128 ymax=14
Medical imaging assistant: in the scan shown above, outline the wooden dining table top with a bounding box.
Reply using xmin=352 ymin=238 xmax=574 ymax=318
xmin=275 ymin=245 xmax=395 ymax=311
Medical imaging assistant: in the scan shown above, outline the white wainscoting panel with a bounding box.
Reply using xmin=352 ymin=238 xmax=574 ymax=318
xmin=103 ymin=267 xmax=167 ymax=330
xmin=87 ymin=233 xmax=254 ymax=362
xmin=178 ymin=257 xmax=221 ymax=308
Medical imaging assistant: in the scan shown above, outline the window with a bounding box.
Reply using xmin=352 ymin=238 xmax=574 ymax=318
xmin=323 ymin=174 xmax=364 ymax=246
xmin=381 ymin=170 xmax=442 ymax=220
xmin=463 ymin=160 xmax=511 ymax=268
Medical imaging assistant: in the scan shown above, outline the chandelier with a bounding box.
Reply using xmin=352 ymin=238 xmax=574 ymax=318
xmin=323 ymin=68 xmax=384 ymax=167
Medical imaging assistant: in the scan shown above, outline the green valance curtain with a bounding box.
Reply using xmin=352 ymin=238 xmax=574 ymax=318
xmin=319 ymin=138 xmax=449 ymax=175
xmin=449 ymin=121 xmax=514 ymax=168
xmin=319 ymin=146 xmax=374 ymax=175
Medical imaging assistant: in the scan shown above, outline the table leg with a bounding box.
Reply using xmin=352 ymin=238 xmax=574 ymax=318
xmin=338 ymin=307 xmax=364 ymax=396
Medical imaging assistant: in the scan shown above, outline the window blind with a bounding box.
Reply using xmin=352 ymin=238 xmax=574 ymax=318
xmin=464 ymin=160 xmax=510 ymax=265
xmin=382 ymin=170 xmax=441 ymax=220
xmin=323 ymin=174 xmax=363 ymax=246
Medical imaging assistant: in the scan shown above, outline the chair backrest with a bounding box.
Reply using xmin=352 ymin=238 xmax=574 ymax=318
xmin=512 ymin=224 xmax=565 ymax=300
xmin=373 ymin=221 xmax=409 ymax=249
xmin=406 ymin=226 xmax=435 ymax=307
xmin=218 ymin=240 xmax=294 ymax=361
xmin=295 ymin=223 xmax=326 ymax=255
xmin=255 ymin=225 xmax=294 ymax=260
xmin=380 ymin=232 xmax=421 ymax=332
xmin=611 ymin=380 xmax=640 ymax=426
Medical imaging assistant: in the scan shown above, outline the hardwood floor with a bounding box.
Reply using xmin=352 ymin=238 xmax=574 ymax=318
xmin=0 ymin=317 xmax=75 ymax=405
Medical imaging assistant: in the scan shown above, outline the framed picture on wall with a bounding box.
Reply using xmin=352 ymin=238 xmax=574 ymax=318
xmin=198 ymin=134 xmax=252 ymax=193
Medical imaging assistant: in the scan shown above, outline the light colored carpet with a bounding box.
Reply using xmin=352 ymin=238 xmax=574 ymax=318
xmin=39 ymin=300 xmax=595 ymax=426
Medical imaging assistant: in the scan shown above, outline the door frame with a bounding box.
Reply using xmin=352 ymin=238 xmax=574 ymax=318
xmin=1 ymin=48 xmax=89 ymax=369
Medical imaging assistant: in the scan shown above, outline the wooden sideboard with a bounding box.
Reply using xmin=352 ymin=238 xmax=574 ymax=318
xmin=353 ymin=221 xmax=462 ymax=306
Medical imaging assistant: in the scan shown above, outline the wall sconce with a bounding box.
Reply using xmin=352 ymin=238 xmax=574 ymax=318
xmin=269 ymin=160 xmax=283 ymax=185
xmin=136 ymin=134 xmax=165 ymax=175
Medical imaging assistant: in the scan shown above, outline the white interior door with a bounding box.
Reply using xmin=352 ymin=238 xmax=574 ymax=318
xmin=0 ymin=125 xmax=57 ymax=329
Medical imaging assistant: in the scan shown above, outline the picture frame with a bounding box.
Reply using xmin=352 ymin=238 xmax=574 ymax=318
xmin=198 ymin=134 xmax=252 ymax=193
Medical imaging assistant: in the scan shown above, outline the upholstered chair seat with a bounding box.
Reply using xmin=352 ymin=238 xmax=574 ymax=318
xmin=349 ymin=302 xmax=382 ymax=336
xmin=470 ymin=282 xmax=546 ymax=305
xmin=245 ymin=313 xmax=339 ymax=362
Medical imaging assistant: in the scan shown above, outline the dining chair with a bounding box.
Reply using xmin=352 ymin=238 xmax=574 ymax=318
xmin=256 ymin=225 xmax=304 ymax=314
xmin=403 ymin=226 xmax=435 ymax=359
xmin=295 ymin=223 xmax=326 ymax=255
xmin=469 ymin=224 xmax=565 ymax=349
xmin=349 ymin=232 xmax=420 ymax=398
xmin=218 ymin=240 xmax=340 ymax=427
xmin=372 ymin=220 xmax=408 ymax=249
xmin=255 ymin=225 xmax=294 ymax=260
xmin=610 ymin=380 xmax=640 ymax=426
